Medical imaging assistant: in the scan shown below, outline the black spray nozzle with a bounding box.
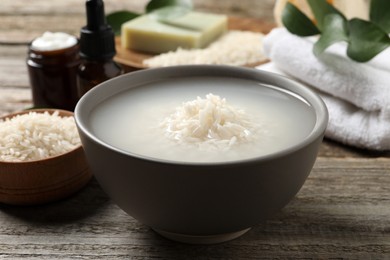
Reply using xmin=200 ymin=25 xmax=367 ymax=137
xmin=80 ymin=0 xmax=116 ymax=60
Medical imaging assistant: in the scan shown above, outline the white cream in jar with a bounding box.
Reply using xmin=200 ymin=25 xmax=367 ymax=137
xmin=27 ymin=31 xmax=80 ymax=110
xmin=31 ymin=32 xmax=78 ymax=51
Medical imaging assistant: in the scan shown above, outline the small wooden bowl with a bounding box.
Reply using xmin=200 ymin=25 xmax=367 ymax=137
xmin=0 ymin=109 xmax=92 ymax=205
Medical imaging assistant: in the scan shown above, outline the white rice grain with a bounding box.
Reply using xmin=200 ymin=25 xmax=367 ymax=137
xmin=0 ymin=111 xmax=81 ymax=162
xmin=143 ymin=30 xmax=266 ymax=67
xmin=160 ymin=94 xmax=259 ymax=151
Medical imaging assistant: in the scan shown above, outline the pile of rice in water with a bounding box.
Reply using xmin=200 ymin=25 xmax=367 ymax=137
xmin=144 ymin=31 xmax=266 ymax=67
xmin=0 ymin=111 xmax=81 ymax=162
xmin=160 ymin=93 xmax=259 ymax=150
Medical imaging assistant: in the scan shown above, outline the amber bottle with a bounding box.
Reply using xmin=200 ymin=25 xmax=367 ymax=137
xmin=77 ymin=0 xmax=123 ymax=98
xmin=27 ymin=38 xmax=80 ymax=111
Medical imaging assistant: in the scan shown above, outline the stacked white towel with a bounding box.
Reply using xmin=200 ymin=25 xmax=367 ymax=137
xmin=259 ymin=27 xmax=390 ymax=150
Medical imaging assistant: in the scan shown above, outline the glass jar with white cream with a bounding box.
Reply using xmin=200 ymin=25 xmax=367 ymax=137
xmin=27 ymin=32 xmax=80 ymax=111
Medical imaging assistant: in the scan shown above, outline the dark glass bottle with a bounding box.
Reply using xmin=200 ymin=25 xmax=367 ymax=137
xmin=77 ymin=58 xmax=123 ymax=96
xmin=77 ymin=0 xmax=123 ymax=98
xmin=27 ymin=41 xmax=80 ymax=111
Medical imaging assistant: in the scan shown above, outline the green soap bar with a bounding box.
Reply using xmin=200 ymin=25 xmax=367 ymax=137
xmin=121 ymin=11 xmax=228 ymax=54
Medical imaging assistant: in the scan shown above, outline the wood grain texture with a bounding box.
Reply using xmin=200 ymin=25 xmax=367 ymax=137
xmin=0 ymin=1 xmax=390 ymax=259
xmin=0 ymin=158 xmax=389 ymax=259
xmin=0 ymin=0 xmax=275 ymax=44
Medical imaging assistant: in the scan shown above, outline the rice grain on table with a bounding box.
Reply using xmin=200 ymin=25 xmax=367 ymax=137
xmin=0 ymin=111 xmax=81 ymax=162
xmin=143 ymin=30 xmax=266 ymax=67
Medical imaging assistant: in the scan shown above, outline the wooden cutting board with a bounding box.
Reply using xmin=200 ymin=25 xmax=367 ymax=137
xmin=114 ymin=16 xmax=275 ymax=71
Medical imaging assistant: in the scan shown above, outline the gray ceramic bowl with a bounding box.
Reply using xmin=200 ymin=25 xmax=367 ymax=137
xmin=75 ymin=65 xmax=328 ymax=244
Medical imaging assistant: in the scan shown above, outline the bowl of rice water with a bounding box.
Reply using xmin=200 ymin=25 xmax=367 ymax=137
xmin=0 ymin=109 xmax=91 ymax=205
xmin=75 ymin=65 xmax=328 ymax=244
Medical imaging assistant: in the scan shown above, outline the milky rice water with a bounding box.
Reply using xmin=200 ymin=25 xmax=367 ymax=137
xmin=89 ymin=76 xmax=316 ymax=163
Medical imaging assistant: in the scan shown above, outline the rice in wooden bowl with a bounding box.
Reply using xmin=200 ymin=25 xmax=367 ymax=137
xmin=0 ymin=109 xmax=92 ymax=205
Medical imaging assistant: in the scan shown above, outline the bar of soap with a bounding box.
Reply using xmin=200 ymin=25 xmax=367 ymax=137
xmin=121 ymin=10 xmax=228 ymax=54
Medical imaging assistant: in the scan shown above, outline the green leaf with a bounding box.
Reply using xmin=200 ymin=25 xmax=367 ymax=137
xmin=347 ymin=18 xmax=390 ymax=62
xmin=370 ymin=0 xmax=390 ymax=33
xmin=306 ymin=0 xmax=345 ymax=31
xmin=282 ymin=2 xmax=320 ymax=36
xmin=106 ymin=11 xmax=140 ymax=35
xmin=313 ymin=13 xmax=348 ymax=56
xmin=145 ymin=0 xmax=193 ymax=13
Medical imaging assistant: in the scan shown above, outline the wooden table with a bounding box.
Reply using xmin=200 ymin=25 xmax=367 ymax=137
xmin=1 ymin=1 xmax=389 ymax=259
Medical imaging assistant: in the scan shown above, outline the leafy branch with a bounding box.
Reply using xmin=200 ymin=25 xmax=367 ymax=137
xmin=106 ymin=0 xmax=193 ymax=35
xmin=282 ymin=0 xmax=390 ymax=62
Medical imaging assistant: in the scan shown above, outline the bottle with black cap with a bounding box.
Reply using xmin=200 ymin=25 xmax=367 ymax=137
xmin=77 ymin=0 xmax=123 ymax=98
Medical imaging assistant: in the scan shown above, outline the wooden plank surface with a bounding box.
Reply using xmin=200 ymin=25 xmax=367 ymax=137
xmin=0 ymin=0 xmax=390 ymax=259
xmin=0 ymin=158 xmax=389 ymax=259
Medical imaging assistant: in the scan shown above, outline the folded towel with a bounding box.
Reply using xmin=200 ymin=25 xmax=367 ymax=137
xmin=260 ymin=28 xmax=390 ymax=150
